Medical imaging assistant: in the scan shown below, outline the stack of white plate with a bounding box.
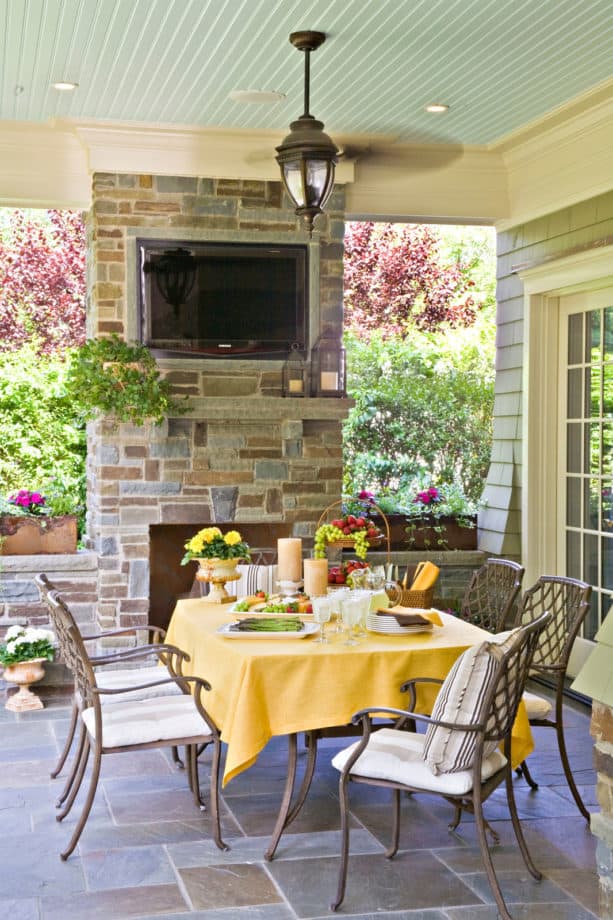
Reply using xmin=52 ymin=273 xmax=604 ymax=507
xmin=366 ymin=613 xmax=434 ymax=636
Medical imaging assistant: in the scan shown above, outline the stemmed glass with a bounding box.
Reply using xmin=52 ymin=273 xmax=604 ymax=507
xmin=311 ymin=595 xmax=332 ymax=643
xmin=339 ymin=594 xmax=362 ymax=645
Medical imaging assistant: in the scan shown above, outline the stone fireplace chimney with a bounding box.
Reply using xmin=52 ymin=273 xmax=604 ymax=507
xmin=86 ymin=174 xmax=349 ymax=632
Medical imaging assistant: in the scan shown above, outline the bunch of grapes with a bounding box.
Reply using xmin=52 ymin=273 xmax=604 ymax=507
xmin=314 ymin=523 xmax=345 ymax=558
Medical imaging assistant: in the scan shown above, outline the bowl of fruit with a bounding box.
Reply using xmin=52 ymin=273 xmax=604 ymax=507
xmin=327 ymin=559 xmax=370 ymax=586
xmin=314 ymin=512 xmax=384 ymax=560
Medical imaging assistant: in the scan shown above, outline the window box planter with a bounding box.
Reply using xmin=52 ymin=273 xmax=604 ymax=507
xmin=371 ymin=513 xmax=478 ymax=551
xmin=0 ymin=515 xmax=78 ymax=555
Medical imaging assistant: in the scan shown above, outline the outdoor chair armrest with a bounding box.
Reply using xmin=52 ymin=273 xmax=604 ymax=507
xmin=90 ymin=644 xmax=190 ymax=675
xmin=399 ymin=676 xmax=444 ymax=712
xmin=351 ymin=705 xmax=483 ymax=735
xmin=82 ymin=625 xmax=167 ymax=643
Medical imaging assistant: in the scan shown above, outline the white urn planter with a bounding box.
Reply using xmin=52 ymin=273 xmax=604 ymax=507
xmin=195 ymin=558 xmax=241 ymax=603
xmin=4 ymin=658 xmax=46 ymax=711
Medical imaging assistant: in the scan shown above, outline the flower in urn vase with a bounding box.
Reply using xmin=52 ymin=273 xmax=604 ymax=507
xmin=0 ymin=625 xmax=55 ymax=711
xmin=181 ymin=527 xmax=251 ymax=604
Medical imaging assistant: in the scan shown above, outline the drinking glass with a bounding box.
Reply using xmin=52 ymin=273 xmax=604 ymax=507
xmin=311 ymin=595 xmax=332 ymax=643
xmin=350 ymin=589 xmax=371 ymax=637
xmin=366 ymin=566 xmax=386 ymax=591
xmin=328 ymin=588 xmax=349 ymax=634
xmin=339 ymin=594 xmax=360 ymax=645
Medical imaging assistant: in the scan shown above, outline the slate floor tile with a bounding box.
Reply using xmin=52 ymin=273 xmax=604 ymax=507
xmin=444 ymin=904 xmax=599 ymax=919
xmin=178 ymin=863 xmax=283 ymax=910
xmin=1 ymin=899 xmax=40 ymax=920
xmin=80 ymin=844 xmax=176 ymax=891
xmin=267 ymin=851 xmax=483 ymax=918
xmin=40 ymin=883 xmax=188 ymax=920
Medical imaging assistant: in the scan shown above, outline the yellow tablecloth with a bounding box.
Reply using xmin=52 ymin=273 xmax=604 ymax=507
xmin=166 ymin=600 xmax=534 ymax=786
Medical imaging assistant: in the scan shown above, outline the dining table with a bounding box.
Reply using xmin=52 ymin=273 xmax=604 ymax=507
xmin=166 ymin=598 xmax=534 ymax=857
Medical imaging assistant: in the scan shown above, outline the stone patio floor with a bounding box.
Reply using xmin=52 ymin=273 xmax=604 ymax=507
xmin=0 ymin=683 xmax=600 ymax=920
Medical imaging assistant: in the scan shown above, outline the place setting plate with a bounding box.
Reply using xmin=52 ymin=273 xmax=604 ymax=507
xmin=366 ymin=613 xmax=434 ymax=636
xmin=217 ymin=621 xmax=320 ymax=640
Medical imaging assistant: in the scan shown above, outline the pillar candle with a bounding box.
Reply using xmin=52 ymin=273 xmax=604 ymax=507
xmin=303 ymin=558 xmax=329 ymax=597
xmin=277 ymin=537 xmax=303 ymax=582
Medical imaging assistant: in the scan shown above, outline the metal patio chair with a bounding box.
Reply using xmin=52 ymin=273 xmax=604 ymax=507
xmin=330 ymin=610 xmax=551 ymax=920
xmin=46 ymin=590 xmax=227 ymax=860
xmin=459 ymin=557 xmax=525 ymax=632
xmin=35 ymin=573 xmax=185 ymax=789
xmin=515 ymin=574 xmax=592 ymax=821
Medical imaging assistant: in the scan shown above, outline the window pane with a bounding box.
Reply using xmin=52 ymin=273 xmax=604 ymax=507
xmin=568 ymin=313 xmax=583 ymax=364
xmin=587 ymin=310 xmax=601 ymax=363
xmin=603 ymin=537 xmax=613 ymax=590
xmin=567 ymin=423 xmax=582 ymax=473
xmin=567 ymin=368 xmax=583 ymax=418
xmin=589 ymin=366 xmax=601 ymax=417
xmin=588 ymin=422 xmax=601 ymax=474
xmin=567 ymin=477 xmax=581 ymax=527
xmin=583 ymin=532 xmax=598 ymax=585
xmin=602 ymin=485 xmax=613 ymax=533
xmin=566 ymin=530 xmax=581 ymax=579
xmin=584 ymin=479 xmax=600 ymax=530
xmin=604 ymin=364 xmax=613 ymax=417
xmin=604 ymin=306 xmax=613 ymax=363
xmin=603 ymin=423 xmax=613 ymax=477
xmin=584 ymin=593 xmax=600 ymax=641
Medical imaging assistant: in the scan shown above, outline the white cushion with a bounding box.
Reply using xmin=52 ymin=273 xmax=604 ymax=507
xmin=95 ymin=665 xmax=182 ymax=703
xmin=522 ymin=690 xmax=553 ymax=720
xmin=423 ymin=628 xmax=520 ymax=775
xmin=82 ymin=694 xmax=213 ymax=748
xmin=332 ymin=728 xmax=507 ymax=796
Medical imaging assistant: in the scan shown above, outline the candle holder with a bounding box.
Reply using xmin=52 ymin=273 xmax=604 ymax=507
xmin=278 ymin=579 xmax=303 ymax=599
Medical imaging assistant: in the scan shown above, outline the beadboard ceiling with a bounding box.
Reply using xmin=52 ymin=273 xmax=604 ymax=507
xmin=1 ymin=0 xmax=612 ymax=147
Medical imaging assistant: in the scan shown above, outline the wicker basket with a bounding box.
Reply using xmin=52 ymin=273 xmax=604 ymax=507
xmin=316 ymin=499 xmax=391 ymax=562
xmin=385 ymin=585 xmax=435 ymax=609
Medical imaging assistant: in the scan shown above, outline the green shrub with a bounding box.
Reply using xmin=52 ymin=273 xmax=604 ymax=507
xmin=0 ymin=344 xmax=86 ymax=532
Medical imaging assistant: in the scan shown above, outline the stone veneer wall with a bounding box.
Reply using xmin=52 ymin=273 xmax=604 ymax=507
xmin=87 ymin=173 xmax=349 ymax=632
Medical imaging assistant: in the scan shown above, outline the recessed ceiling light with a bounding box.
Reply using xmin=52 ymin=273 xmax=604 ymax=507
xmin=228 ymin=89 xmax=285 ymax=104
xmin=52 ymin=81 xmax=78 ymax=91
xmin=424 ymin=102 xmax=449 ymax=113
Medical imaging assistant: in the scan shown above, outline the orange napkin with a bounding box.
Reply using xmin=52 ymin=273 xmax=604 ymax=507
xmin=377 ymin=606 xmax=443 ymax=627
xmin=409 ymin=561 xmax=440 ymax=591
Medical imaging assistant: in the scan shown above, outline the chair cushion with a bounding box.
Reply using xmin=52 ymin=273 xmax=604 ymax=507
xmin=332 ymin=728 xmax=507 ymax=796
xmin=82 ymin=694 xmax=213 ymax=748
xmin=423 ymin=628 xmax=520 ymax=775
xmin=522 ymin=690 xmax=553 ymax=720
xmin=95 ymin=665 xmax=182 ymax=703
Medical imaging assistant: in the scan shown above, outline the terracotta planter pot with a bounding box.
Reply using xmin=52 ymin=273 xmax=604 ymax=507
xmin=371 ymin=514 xmax=477 ymax=551
xmin=0 ymin=515 xmax=78 ymax=555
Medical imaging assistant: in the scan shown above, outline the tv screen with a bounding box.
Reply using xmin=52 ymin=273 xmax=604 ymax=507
xmin=137 ymin=239 xmax=307 ymax=357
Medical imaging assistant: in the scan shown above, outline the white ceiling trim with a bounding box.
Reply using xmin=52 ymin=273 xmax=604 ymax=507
xmin=0 ymin=85 xmax=611 ymax=228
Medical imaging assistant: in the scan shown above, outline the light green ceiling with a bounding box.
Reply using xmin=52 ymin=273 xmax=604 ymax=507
xmin=1 ymin=0 xmax=611 ymax=145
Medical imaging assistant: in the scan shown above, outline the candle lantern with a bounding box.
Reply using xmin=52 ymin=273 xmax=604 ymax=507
xmin=282 ymin=343 xmax=307 ymax=397
xmin=311 ymin=329 xmax=346 ymax=397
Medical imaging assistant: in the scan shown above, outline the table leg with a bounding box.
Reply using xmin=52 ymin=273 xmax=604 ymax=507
xmin=264 ymin=731 xmax=319 ymax=861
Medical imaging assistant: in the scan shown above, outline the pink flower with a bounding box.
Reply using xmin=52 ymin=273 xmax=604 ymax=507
xmin=358 ymin=490 xmax=375 ymax=501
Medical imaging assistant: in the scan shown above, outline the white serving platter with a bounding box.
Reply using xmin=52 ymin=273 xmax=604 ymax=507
xmin=216 ymin=622 xmax=320 ymax=640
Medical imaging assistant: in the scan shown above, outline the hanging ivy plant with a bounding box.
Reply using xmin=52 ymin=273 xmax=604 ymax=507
xmin=66 ymin=335 xmax=189 ymax=427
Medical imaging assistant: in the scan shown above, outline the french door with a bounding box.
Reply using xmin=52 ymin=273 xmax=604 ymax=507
xmin=559 ymin=286 xmax=613 ymax=643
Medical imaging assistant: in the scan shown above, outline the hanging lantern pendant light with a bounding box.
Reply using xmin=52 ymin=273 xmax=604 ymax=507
xmin=276 ymin=31 xmax=338 ymax=235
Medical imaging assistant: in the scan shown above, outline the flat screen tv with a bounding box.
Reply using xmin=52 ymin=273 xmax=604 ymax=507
xmin=137 ymin=239 xmax=307 ymax=358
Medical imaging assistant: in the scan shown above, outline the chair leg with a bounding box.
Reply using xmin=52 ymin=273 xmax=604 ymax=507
xmin=556 ymin=709 xmax=590 ymax=822
xmin=51 ymin=697 xmax=78 ymax=779
xmin=448 ymin=802 xmax=464 ymax=832
xmin=385 ymin=788 xmax=401 ymax=858
xmin=189 ymin=744 xmax=206 ymax=810
xmin=331 ymin=772 xmax=352 ymax=912
xmin=516 ymin=759 xmax=539 ymax=790
xmin=473 ymin=784 xmax=513 ymax=920
xmin=210 ymin=738 xmax=229 ymax=852
xmin=55 ymin=721 xmax=86 ymax=808
xmin=171 ymin=745 xmax=184 ymax=769
xmin=61 ymin=744 xmax=102 ymax=860
xmin=57 ymin=736 xmax=90 ymax=822
xmin=505 ymin=762 xmax=541 ymax=880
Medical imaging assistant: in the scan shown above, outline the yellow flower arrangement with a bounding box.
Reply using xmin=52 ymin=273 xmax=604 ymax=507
xmin=181 ymin=526 xmax=250 ymax=564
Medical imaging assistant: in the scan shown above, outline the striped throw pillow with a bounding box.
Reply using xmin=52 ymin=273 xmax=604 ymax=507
xmin=423 ymin=629 xmax=519 ymax=775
